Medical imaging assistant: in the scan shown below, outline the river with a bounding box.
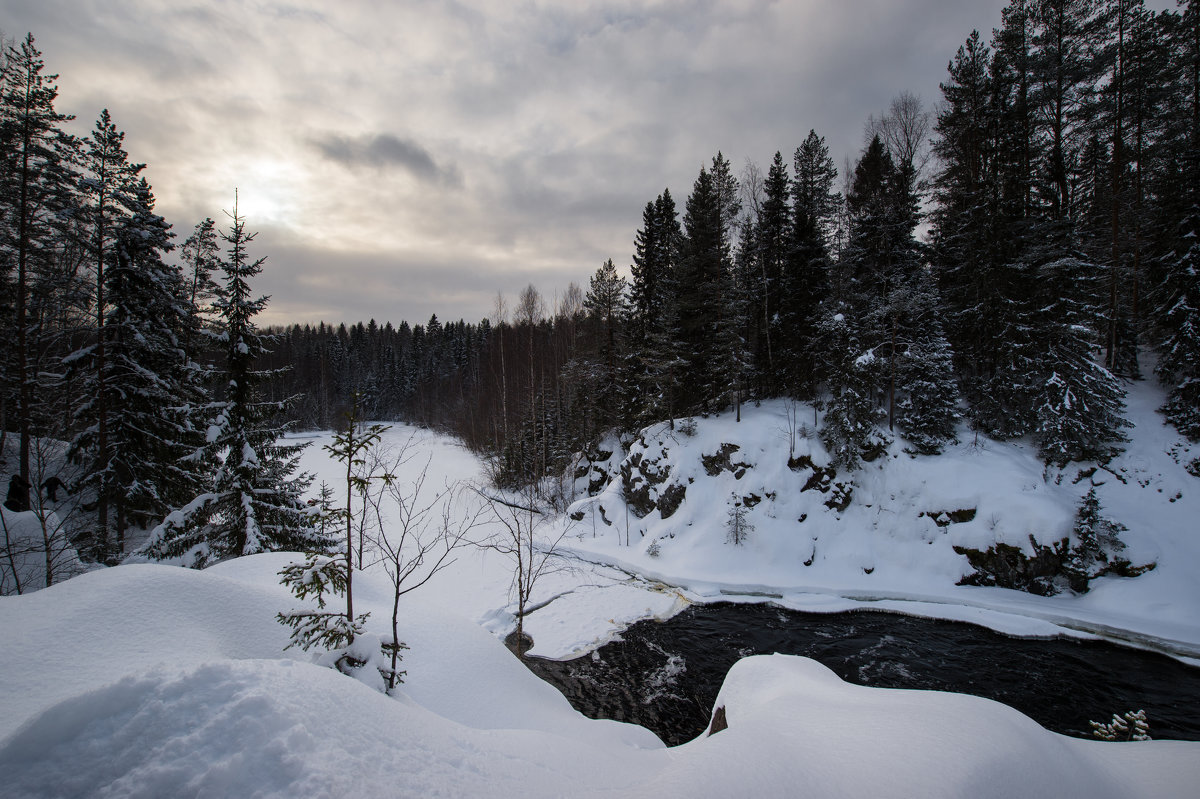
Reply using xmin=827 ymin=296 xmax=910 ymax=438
xmin=524 ymin=602 xmax=1200 ymax=746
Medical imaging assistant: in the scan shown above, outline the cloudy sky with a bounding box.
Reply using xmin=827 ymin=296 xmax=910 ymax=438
xmin=5 ymin=0 xmax=1027 ymax=326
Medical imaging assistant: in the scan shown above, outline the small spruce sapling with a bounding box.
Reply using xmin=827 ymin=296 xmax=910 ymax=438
xmin=309 ymin=481 xmax=340 ymax=542
xmin=276 ymin=552 xmax=398 ymax=690
xmin=726 ymin=493 xmax=753 ymax=546
xmin=1063 ymin=485 xmax=1144 ymax=592
xmin=323 ymin=395 xmax=391 ymax=629
xmin=277 ymin=553 xmax=368 ymax=666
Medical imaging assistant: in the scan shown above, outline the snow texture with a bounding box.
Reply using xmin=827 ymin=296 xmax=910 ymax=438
xmin=1 ymin=558 xmax=1196 ymax=798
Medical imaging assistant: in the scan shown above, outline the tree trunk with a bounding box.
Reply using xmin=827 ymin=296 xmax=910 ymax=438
xmin=1107 ymin=0 xmax=1125 ymax=371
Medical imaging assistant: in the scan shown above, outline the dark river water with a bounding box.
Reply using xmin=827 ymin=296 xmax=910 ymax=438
xmin=523 ymin=602 xmax=1200 ymax=746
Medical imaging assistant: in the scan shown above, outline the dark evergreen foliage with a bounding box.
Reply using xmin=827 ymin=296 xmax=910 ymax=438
xmin=1154 ymin=207 xmax=1200 ymax=438
xmin=0 ymin=34 xmax=78 ymax=486
xmin=782 ymin=131 xmax=837 ymax=398
xmin=143 ymin=200 xmax=328 ymax=565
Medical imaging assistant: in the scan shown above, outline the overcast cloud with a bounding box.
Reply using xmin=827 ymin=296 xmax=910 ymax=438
xmin=4 ymin=1 xmax=1056 ymax=325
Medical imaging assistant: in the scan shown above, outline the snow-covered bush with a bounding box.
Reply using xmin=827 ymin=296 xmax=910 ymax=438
xmin=1090 ymin=709 xmax=1151 ymax=741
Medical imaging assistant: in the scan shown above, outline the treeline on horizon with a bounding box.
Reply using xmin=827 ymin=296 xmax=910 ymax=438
xmin=262 ymin=0 xmax=1200 ymax=486
xmin=1 ymin=0 xmax=1199 ymax=571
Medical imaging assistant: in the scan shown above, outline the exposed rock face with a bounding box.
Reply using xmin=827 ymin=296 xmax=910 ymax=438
xmin=657 ymin=483 xmax=687 ymax=519
xmin=955 ymin=536 xmax=1155 ymax=595
xmin=585 ymin=448 xmax=616 ymax=496
xmin=788 ymin=454 xmax=834 ymax=492
xmin=922 ymin=508 xmax=977 ymax=527
xmin=620 ymin=440 xmax=687 ymax=519
xmin=955 ymin=538 xmax=1071 ymax=596
xmin=580 ymin=444 xmax=625 ymax=498
xmin=789 ymin=454 xmax=852 ymax=510
xmin=702 ymin=443 xmax=752 ymax=478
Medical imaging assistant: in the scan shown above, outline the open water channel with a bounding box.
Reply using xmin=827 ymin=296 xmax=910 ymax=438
xmin=524 ymin=602 xmax=1200 ymax=746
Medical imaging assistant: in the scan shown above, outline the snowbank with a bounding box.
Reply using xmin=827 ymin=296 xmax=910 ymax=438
xmin=1 ymin=559 xmax=1196 ymax=798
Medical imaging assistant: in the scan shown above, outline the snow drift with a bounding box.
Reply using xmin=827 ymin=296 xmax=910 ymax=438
xmin=1 ymin=557 xmax=1197 ymax=797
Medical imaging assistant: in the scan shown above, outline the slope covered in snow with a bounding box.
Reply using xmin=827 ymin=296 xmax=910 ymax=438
xmin=560 ymin=374 xmax=1200 ymax=658
xmin=1 ymin=557 xmax=1197 ymax=798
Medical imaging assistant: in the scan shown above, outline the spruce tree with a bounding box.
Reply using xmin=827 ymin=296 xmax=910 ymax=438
xmin=753 ymin=151 xmax=791 ymax=392
xmin=1154 ymin=206 xmax=1200 ymax=438
xmin=580 ymin=258 xmax=626 ymax=433
xmin=67 ymin=109 xmax=144 ymax=561
xmin=782 ymin=130 xmax=837 ymax=398
xmin=624 ymin=190 xmax=683 ymax=427
xmin=896 ymin=282 xmax=962 ymax=455
xmin=817 ymin=308 xmax=883 ymax=471
xmin=68 ymin=179 xmax=207 ymax=558
xmin=842 ymin=135 xmax=959 ymax=451
xmin=675 ymin=166 xmax=726 ymax=412
xmin=1034 ymin=254 xmax=1131 ymax=464
xmin=144 ymin=197 xmax=329 ymax=565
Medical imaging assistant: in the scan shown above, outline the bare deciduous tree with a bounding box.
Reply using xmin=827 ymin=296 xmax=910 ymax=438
xmin=740 ymin=157 xmax=765 ymax=221
xmin=865 ymin=90 xmax=932 ymax=182
xmin=1 ymin=438 xmax=86 ymax=594
xmin=360 ymin=439 xmax=484 ymax=690
xmin=473 ymin=481 xmax=570 ymax=657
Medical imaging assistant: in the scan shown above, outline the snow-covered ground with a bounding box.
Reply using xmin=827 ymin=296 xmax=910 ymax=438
xmin=2 ymin=556 xmax=1197 ymax=797
xmin=559 ymin=374 xmax=1200 ymax=661
xmin=2 ymin=372 xmax=1199 ymax=795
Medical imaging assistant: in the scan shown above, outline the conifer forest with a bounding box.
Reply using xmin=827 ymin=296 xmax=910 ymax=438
xmin=2 ymin=0 xmax=1199 ymax=579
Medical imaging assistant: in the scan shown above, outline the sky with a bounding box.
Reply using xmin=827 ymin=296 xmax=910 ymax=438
xmin=0 ymin=0 xmax=1092 ymax=327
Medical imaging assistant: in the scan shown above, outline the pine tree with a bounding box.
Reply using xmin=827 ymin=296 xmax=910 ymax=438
xmin=144 ymin=196 xmax=328 ymax=565
xmin=1030 ymin=0 xmax=1103 ymax=222
xmin=180 ymin=217 xmax=220 ymax=337
xmin=0 ymin=34 xmax=78 ymax=491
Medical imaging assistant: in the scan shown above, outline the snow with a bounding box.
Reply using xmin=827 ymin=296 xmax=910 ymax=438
xmin=560 ymin=375 xmax=1200 ymax=660
xmin=2 ymin=372 xmax=1199 ymax=795
xmin=2 ymin=557 xmax=1196 ymax=798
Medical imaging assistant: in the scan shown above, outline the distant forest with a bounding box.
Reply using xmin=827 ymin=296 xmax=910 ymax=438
xmin=2 ymin=0 xmax=1199 ymax=568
